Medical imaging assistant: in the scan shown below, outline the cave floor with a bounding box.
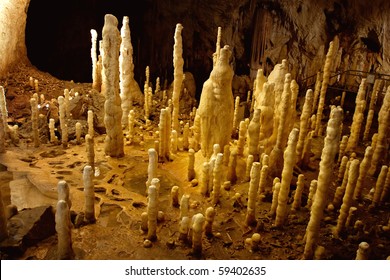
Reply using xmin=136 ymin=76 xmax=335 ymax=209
xmin=0 ymin=63 xmax=389 ymax=260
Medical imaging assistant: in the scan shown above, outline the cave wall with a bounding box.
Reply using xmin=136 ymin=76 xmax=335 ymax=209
xmin=0 ymin=0 xmax=30 ymax=79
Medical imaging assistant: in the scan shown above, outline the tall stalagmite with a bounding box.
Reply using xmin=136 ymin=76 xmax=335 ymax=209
xmin=172 ymin=23 xmax=184 ymax=132
xmin=102 ymin=14 xmax=124 ymax=157
xmin=197 ymin=45 xmax=234 ymax=158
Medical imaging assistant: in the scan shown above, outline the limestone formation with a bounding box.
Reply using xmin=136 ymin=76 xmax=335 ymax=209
xmin=30 ymin=97 xmax=40 ymax=148
xmin=303 ymin=106 xmax=343 ymax=259
xmin=212 ymin=153 xmax=223 ymax=205
xmin=172 ymin=23 xmax=184 ymax=132
xmin=83 ymin=165 xmax=96 ymax=223
xmin=179 ymin=216 xmax=190 ymax=242
xmin=370 ymin=165 xmax=388 ymax=209
xmin=191 ymin=213 xmax=205 ymax=256
xmin=368 ymin=85 xmax=390 ymax=176
xmin=90 ymin=29 xmax=100 ymax=91
xmin=247 ymin=108 xmax=261 ymax=161
xmin=171 ymin=186 xmax=180 ymax=207
xmin=170 ymin=130 xmax=178 ymax=154
xmin=147 ymin=184 xmax=158 ymax=241
xmin=258 ymin=164 xmax=269 ymax=196
xmin=58 ymin=96 xmax=68 ymax=148
xmin=353 ymin=146 xmax=373 ymax=201
xmin=355 ymin=242 xmax=370 ymax=260
xmin=275 ymin=128 xmax=299 ymax=227
xmin=315 ymin=41 xmax=335 ymax=136
xmin=204 ymin=206 xmax=215 ymax=237
xmin=334 ymin=159 xmax=360 ymax=237
xmin=58 ymin=180 xmax=71 ymax=210
xmin=311 ymin=72 xmax=321 ymax=115
xmin=197 ymin=45 xmax=234 ymax=158
xmin=291 ymin=174 xmax=305 ymax=212
xmin=55 ymin=200 xmax=74 ymax=259
xmin=296 ymin=89 xmax=313 ymax=163
xmin=363 ymin=79 xmax=383 ymax=142
xmin=380 ymin=168 xmax=390 ymax=203
xmin=102 ymin=14 xmax=124 ymax=158
xmin=245 ymin=161 xmax=261 ymax=226
xmin=85 ymin=134 xmax=95 ymax=172
xmin=258 ymin=82 xmax=275 ymax=154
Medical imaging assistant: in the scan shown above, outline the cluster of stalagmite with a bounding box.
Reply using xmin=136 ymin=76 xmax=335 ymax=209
xmin=102 ymin=14 xmax=124 ymax=158
xmin=303 ymin=106 xmax=343 ymax=259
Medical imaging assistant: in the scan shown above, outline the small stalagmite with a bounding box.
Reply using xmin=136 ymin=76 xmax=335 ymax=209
xmin=179 ymin=216 xmax=190 ymax=242
xmin=75 ymin=122 xmax=82 ymax=144
xmin=270 ymin=181 xmax=281 ymax=217
xmin=370 ymin=165 xmax=388 ymax=209
xmin=146 ymin=148 xmax=158 ymax=193
xmin=303 ymin=106 xmax=343 ymax=259
xmin=200 ymin=162 xmax=210 ymax=196
xmin=291 ymin=174 xmax=305 ymax=212
xmin=204 ymin=206 xmax=216 ymax=237
xmin=355 ymin=242 xmax=370 ymax=260
xmin=275 ymin=128 xmax=299 ymax=227
xmin=83 ymin=165 xmax=96 ymax=223
xmin=87 ymin=110 xmax=94 ymax=138
xmin=368 ymin=85 xmax=390 ymax=176
xmin=212 ymin=153 xmax=223 ymax=205
xmin=0 ymin=110 xmax=5 ymax=153
xmin=232 ymin=96 xmax=240 ymax=136
xmin=49 ymin=118 xmax=57 ymax=144
xmin=337 ymin=156 xmax=349 ymax=183
xmin=191 ymin=213 xmax=205 ymax=257
xmin=311 ymin=72 xmax=322 ymax=115
xmin=258 ymin=164 xmax=269 ymax=197
xmin=334 ymin=159 xmax=360 ymax=237
xmin=55 ymin=200 xmax=74 ymax=260
xmin=247 ymin=108 xmax=261 ymax=161
xmin=147 ymin=184 xmax=158 ymax=241
xmin=236 ymin=120 xmax=247 ymax=157
xmin=57 ymin=180 xmax=71 ymax=210
xmin=85 ymin=134 xmax=95 ymax=172
xmin=30 ymin=97 xmax=40 ymax=148
xmin=353 ymin=146 xmax=373 ymax=201
xmin=226 ymin=148 xmax=238 ymax=184
xmin=380 ymin=168 xmax=390 ymax=203
xmin=171 ymin=186 xmax=180 ymax=207
xmin=180 ymin=194 xmax=190 ymax=219
xmin=306 ymin=180 xmax=317 ymax=210
xmin=245 ymin=161 xmax=261 ymax=227
xmin=187 ymin=148 xmax=196 ymax=181
xmin=244 ymin=154 xmax=254 ymax=182
xmin=296 ymin=89 xmax=314 ymax=163
xmin=58 ymin=96 xmax=68 ymax=148
xmin=102 ymin=14 xmax=124 ymax=158
xmin=197 ymin=45 xmax=234 ymax=158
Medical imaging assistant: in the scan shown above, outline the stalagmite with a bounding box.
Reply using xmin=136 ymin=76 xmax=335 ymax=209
xmin=204 ymin=206 xmax=215 ymax=237
xmin=355 ymin=242 xmax=370 ymax=260
xmin=170 ymin=130 xmax=178 ymax=154
xmin=275 ymin=128 xmax=299 ymax=227
xmin=258 ymin=164 xmax=269 ymax=196
xmin=345 ymin=206 xmax=357 ymax=228
xmin=0 ymin=187 xmax=8 ymax=241
xmin=380 ymin=168 xmax=390 ymax=203
xmin=147 ymin=184 xmax=158 ymax=241
xmin=191 ymin=114 xmax=201 ymax=152
xmin=158 ymin=108 xmax=170 ymax=162
xmin=296 ymin=89 xmax=313 ymax=163
xmin=0 ymin=111 xmax=5 ymax=153
xmin=337 ymin=135 xmax=348 ymax=164
xmin=334 ymin=159 xmax=360 ymax=237
xmin=346 ymin=78 xmax=367 ymax=153
xmin=245 ymin=161 xmax=261 ymax=226
xmin=268 ymin=74 xmax=292 ymax=178
xmin=188 ymin=149 xmax=196 ymax=181
xmin=303 ymin=106 xmax=343 ymax=259
xmin=208 ymin=157 xmax=216 ymax=196
xmin=127 ymin=109 xmax=135 ymax=144
xmin=87 ymin=110 xmax=94 ymax=138
xmin=146 ymin=148 xmax=158 ymax=193
xmin=49 ymin=118 xmax=57 ymax=143
xmin=332 ymin=152 xmax=352 ymax=211
xmin=212 ymin=153 xmax=223 ymax=205
xmin=119 ymin=16 xmax=134 ymax=126
xmin=0 ymin=86 xmax=9 ymax=138
xmin=34 ymin=79 xmax=39 ymax=94
xmin=182 ymin=122 xmax=190 ymax=151
xmin=232 ymin=96 xmax=240 ymax=135
xmin=363 ymin=79 xmax=382 ymax=142
xmin=370 ymin=165 xmax=388 ymax=209
xmin=315 ymin=41 xmax=335 ymax=136
xmin=56 ymin=200 xmax=74 ymax=259
xmin=30 ymin=97 xmax=40 ymax=148
xmin=91 ymin=29 xmax=100 ymax=91
xmin=172 ymin=23 xmax=184 ymax=132
xmin=200 ymin=162 xmax=210 ymax=196
xmin=337 ymin=156 xmax=349 ymax=182
xmin=306 ymin=180 xmax=317 ymax=210
xmin=83 ymin=165 xmax=96 ymax=223
xmin=244 ymin=154 xmax=254 ymax=182
xmin=85 ymin=134 xmax=95 ymax=172
xmin=247 ymin=108 xmax=261 ymax=161
xmin=58 ymin=96 xmax=68 ymax=148
xmin=353 ymin=146 xmax=373 ymax=201
xmin=58 ymin=180 xmax=71 ymax=210
xmin=258 ymin=82 xmax=275 ymax=154
xmin=179 ymin=216 xmax=190 ymax=242
xmin=102 ymin=14 xmax=124 ymax=158
xmin=236 ymin=121 xmax=247 ymax=156
xmin=197 ymin=45 xmax=234 ymax=158
xmin=63 ymin=89 xmax=70 ymax=120
xmin=171 ymin=186 xmax=180 ymax=207
xmin=368 ymin=85 xmax=390 ymax=176
xmin=270 ymin=181 xmax=281 ymax=217
xmin=226 ymin=148 xmax=238 ymax=184
xmin=289 ymin=79 xmax=299 ymax=133
xmin=75 ymin=122 xmax=82 ymax=144
xmin=180 ymin=194 xmax=190 ymax=219
xmin=214 ymin=26 xmax=222 ymax=64
xmin=311 ymin=72 xmax=321 ymax=115
xmin=191 ymin=213 xmax=205 ymax=256
xmin=291 ymin=174 xmax=305 ymax=212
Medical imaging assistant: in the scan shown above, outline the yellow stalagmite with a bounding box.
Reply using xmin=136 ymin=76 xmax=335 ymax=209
xmin=303 ymin=106 xmax=343 ymax=259
xmin=55 ymin=200 xmax=74 ymax=259
xmin=370 ymin=165 xmax=388 ymax=209
xmin=90 ymin=29 xmax=100 ymax=91
xmin=83 ymin=165 xmax=96 ymax=223
xmin=245 ymin=161 xmax=261 ymax=226
xmin=296 ymin=89 xmax=314 ymax=163
xmin=275 ymin=128 xmax=299 ymax=227
xmin=172 ymin=23 xmax=184 ymax=132
xmin=353 ymin=146 xmax=373 ymax=201
xmin=102 ymin=14 xmax=124 ymax=158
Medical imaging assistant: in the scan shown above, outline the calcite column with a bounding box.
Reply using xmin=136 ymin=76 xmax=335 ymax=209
xmin=172 ymin=23 xmax=184 ymax=132
xmin=303 ymin=106 xmax=343 ymax=259
xmin=197 ymin=45 xmax=234 ymax=158
xmin=102 ymin=14 xmax=124 ymax=157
